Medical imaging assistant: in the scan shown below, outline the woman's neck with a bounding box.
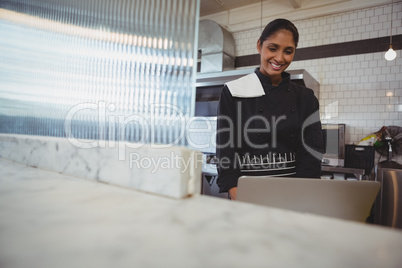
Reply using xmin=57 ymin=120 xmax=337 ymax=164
xmin=267 ymin=74 xmax=282 ymax=86
xmin=258 ymin=68 xmax=282 ymax=86
xmin=271 ymin=76 xmax=282 ymax=86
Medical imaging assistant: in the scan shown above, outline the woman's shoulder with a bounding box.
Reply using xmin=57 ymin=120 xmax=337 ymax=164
xmin=288 ymin=81 xmax=316 ymax=100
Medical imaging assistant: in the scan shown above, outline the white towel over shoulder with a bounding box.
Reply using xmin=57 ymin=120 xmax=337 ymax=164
xmin=225 ymin=73 xmax=265 ymax=98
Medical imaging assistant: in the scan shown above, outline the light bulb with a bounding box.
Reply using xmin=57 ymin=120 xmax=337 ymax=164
xmin=385 ymin=47 xmax=397 ymax=61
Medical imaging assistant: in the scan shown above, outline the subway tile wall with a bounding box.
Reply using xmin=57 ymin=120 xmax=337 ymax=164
xmin=231 ymin=2 xmax=402 ymax=163
xmin=290 ymin=52 xmax=402 ymax=144
xmin=193 ymin=2 xmax=402 ymax=165
xmin=234 ymin=3 xmax=402 ymax=55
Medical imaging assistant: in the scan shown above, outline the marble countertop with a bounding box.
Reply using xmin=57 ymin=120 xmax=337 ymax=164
xmin=1 ymin=158 xmax=402 ymax=268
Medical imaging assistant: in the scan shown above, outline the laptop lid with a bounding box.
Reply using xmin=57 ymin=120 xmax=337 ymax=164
xmin=237 ymin=176 xmax=380 ymax=222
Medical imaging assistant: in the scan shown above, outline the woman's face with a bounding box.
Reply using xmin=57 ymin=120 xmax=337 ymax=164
xmin=257 ymin=29 xmax=296 ymax=85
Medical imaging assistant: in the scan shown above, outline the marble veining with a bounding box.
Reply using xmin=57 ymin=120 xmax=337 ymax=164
xmin=0 ymin=134 xmax=202 ymax=198
xmin=0 ymin=158 xmax=402 ymax=268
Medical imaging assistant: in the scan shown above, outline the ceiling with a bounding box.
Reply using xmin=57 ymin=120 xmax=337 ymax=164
xmin=200 ymin=0 xmax=262 ymax=16
xmin=199 ymin=0 xmax=392 ymax=33
xmin=199 ymin=0 xmax=392 ymax=18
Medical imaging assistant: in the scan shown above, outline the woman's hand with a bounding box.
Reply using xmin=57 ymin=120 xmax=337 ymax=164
xmin=228 ymin=187 xmax=237 ymax=200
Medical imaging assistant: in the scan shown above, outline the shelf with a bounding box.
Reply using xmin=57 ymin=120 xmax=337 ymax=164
xmin=321 ymin=165 xmax=366 ymax=180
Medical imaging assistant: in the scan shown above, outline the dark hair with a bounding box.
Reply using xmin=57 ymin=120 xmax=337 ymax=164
xmin=258 ymin=18 xmax=299 ymax=48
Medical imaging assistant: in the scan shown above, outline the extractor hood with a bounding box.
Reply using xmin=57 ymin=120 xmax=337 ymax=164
xmin=198 ymin=20 xmax=236 ymax=73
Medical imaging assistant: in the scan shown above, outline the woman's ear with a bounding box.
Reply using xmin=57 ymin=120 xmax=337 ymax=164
xmin=256 ymin=40 xmax=262 ymax=54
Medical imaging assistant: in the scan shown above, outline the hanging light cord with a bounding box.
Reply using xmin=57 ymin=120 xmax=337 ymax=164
xmin=214 ymin=0 xmax=228 ymax=10
xmin=390 ymin=0 xmax=393 ymax=45
xmin=261 ymin=0 xmax=263 ymax=30
xmin=213 ymin=0 xmax=230 ymax=26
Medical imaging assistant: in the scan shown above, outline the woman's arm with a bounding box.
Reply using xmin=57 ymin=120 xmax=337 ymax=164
xmin=216 ymin=86 xmax=242 ymax=195
xmin=296 ymin=92 xmax=324 ymax=178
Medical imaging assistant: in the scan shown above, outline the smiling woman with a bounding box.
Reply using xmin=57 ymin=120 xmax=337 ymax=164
xmin=216 ymin=18 xmax=325 ymax=200
xmin=257 ymin=19 xmax=299 ymax=85
xmin=257 ymin=29 xmax=295 ymax=85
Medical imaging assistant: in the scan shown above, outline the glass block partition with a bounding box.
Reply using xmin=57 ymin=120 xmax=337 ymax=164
xmin=0 ymin=0 xmax=200 ymax=147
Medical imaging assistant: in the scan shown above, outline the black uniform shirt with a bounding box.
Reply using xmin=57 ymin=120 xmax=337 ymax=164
xmin=216 ymin=69 xmax=324 ymax=193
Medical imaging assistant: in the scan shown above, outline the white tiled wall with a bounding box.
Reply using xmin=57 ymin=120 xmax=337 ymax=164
xmin=290 ymin=52 xmax=402 ymax=144
xmin=233 ymin=29 xmax=262 ymax=57
xmin=196 ymin=2 xmax=402 ymax=164
xmin=234 ymin=3 xmax=402 ymax=55
xmin=232 ymin=2 xmax=402 ymax=162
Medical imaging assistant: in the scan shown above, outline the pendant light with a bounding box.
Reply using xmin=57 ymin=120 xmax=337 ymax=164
xmin=385 ymin=0 xmax=397 ymax=61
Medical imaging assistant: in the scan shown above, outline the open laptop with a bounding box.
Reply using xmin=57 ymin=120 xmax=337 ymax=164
xmin=237 ymin=176 xmax=380 ymax=222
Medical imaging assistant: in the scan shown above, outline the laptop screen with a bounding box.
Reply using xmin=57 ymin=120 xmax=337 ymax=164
xmin=237 ymin=176 xmax=380 ymax=222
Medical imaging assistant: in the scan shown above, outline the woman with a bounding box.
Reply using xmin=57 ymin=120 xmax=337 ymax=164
xmin=216 ymin=18 xmax=324 ymax=200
